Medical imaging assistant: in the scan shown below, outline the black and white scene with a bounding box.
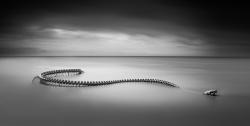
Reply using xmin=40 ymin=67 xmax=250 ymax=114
xmin=1 ymin=0 xmax=250 ymax=126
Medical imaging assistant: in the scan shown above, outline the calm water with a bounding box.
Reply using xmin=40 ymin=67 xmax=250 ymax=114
xmin=0 ymin=57 xmax=250 ymax=126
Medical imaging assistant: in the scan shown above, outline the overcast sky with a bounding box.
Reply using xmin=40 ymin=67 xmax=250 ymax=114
xmin=0 ymin=0 xmax=250 ymax=56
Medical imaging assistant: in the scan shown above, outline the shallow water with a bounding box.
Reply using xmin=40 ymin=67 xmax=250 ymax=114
xmin=0 ymin=57 xmax=250 ymax=126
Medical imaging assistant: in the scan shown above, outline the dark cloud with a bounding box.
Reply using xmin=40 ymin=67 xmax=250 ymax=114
xmin=0 ymin=47 xmax=46 ymax=56
xmin=1 ymin=0 xmax=249 ymax=30
xmin=0 ymin=0 xmax=250 ymax=56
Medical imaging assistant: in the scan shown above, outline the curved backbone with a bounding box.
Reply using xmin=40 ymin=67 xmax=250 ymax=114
xmin=38 ymin=69 xmax=179 ymax=88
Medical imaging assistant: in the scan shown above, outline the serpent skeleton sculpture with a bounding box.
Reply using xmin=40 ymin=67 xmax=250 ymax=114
xmin=36 ymin=69 xmax=179 ymax=88
xmin=35 ymin=69 xmax=218 ymax=96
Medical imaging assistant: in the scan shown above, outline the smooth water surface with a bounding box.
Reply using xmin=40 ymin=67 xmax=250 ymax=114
xmin=0 ymin=57 xmax=250 ymax=126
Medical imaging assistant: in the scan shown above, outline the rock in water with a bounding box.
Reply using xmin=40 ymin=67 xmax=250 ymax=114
xmin=204 ymin=89 xmax=218 ymax=96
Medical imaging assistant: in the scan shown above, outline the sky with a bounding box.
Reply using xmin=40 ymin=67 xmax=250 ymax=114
xmin=0 ymin=0 xmax=250 ymax=56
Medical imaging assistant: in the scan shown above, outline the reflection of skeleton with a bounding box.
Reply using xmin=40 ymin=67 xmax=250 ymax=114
xmin=204 ymin=89 xmax=218 ymax=96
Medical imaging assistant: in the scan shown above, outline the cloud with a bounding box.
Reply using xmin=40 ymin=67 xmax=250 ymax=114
xmin=0 ymin=23 xmax=209 ymax=56
xmin=0 ymin=47 xmax=46 ymax=56
xmin=1 ymin=0 xmax=250 ymax=57
xmin=1 ymin=11 xmax=250 ymax=57
xmin=32 ymin=27 xmax=208 ymax=56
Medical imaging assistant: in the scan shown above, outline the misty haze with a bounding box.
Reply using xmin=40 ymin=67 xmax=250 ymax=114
xmin=1 ymin=0 xmax=250 ymax=126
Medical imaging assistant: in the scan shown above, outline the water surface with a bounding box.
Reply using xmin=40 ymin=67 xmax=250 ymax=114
xmin=0 ymin=57 xmax=250 ymax=126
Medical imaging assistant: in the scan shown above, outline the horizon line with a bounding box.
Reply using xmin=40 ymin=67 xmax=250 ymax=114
xmin=1 ymin=56 xmax=250 ymax=58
